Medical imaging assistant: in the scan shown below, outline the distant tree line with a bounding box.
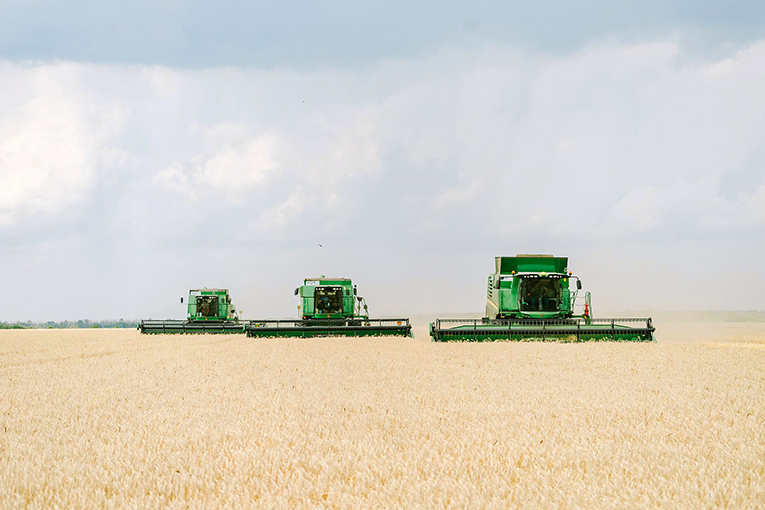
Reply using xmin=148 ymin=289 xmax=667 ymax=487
xmin=0 ymin=319 xmax=139 ymax=329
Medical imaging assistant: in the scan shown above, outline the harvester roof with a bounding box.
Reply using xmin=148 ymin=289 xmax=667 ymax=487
xmin=495 ymin=255 xmax=568 ymax=275
xmin=190 ymin=288 xmax=229 ymax=294
xmin=304 ymin=277 xmax=352 ymax=286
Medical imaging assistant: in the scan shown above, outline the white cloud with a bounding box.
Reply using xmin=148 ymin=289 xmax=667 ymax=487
xmin=0 ymin=63 xmax=125 ymax=225
xmin=152 ymin=162 xmax=196 ymax=201
xmin=4 ymin=42 xmax=763 ymax=236
xmin=429 ymin=178 xmax=483 ymax=212
xmin=199 ymin=132 xmax=280 ymax=188
xmin=610 ymin=178 xmax=737 ymax=232
xmin=152 ymin=125 xmax=283 ymax=203
xmin=253 ymin=185 xmax=311 ymax=232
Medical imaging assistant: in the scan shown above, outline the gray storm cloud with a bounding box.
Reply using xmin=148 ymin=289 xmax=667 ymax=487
xmin=1 ymin=41 xmax=763 ymax=321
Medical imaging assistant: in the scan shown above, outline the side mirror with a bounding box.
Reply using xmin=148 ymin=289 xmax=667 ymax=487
xmin=353 ymin=286 xmax=357 ymax=295
xmin=576 ymin=280 xmax=582 ymax=290
xmin=180 ymin=297 xmax=184 ymax=304
xmin=294 ymin=288 xmax=299 ymax=296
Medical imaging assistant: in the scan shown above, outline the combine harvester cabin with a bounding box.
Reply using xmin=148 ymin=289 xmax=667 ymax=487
xmin=246 ymin=277 xmax=411 ymax=338
xmin=430 ymin=255 xmax=655 ymax=342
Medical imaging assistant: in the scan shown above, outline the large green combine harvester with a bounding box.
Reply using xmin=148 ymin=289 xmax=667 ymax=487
xmin=139 ymin=288 xmax=244 ymax=334
xmin=246 ymin=277 xmax=412 ymax=338
xmin=430 ymin=255 xmax=655 ymax=342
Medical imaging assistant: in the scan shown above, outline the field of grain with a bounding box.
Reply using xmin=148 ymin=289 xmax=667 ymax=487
xmin=1 ymin=323 xmax=764 ymax=508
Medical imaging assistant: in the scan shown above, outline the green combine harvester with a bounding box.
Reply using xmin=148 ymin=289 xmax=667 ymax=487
xmin=430 ymin=255 xmax=655 ymax=342
xmin=246 ymin=277 xmax=412 ymax=338
xmin=139 ymin=288 xmax=244 ymax=334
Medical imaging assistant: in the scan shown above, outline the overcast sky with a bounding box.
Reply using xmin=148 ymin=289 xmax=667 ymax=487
xmin=1 ymin=1 xmax=764 ymax=321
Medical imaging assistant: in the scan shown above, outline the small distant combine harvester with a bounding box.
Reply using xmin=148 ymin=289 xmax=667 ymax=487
xmin=139 ymin=278 xmax=412 ymax=338
xmin=139 ymin=288 xmax=244 ymax=334
xmin=430 ymin=255 xmax=655 ymax=342
xmin=246 ymin=277 xmax=412 ymax=338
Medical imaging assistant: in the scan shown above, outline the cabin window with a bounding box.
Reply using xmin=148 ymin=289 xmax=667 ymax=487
xmin=520 ymin=278 xmax=560 ymax=312
xmin=315 ymin=287 xmax=343 ymax=314
xmin=196 ymin=296 xmax=219 ymax=317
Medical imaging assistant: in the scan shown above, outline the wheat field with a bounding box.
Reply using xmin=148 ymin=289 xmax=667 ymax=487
xmin=1 ymin=323 xmax=764 ymax=509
